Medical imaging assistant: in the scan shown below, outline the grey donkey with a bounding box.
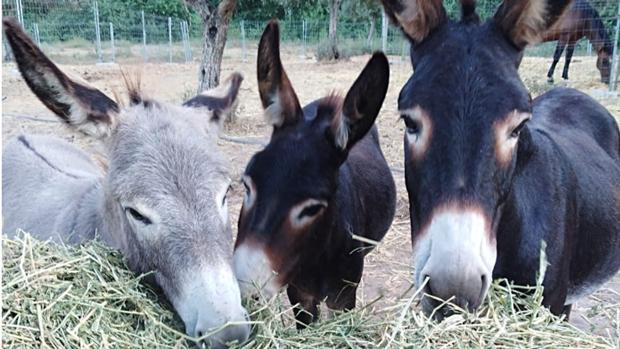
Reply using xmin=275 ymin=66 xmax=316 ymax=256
xmin=2 ymin=19 xmax=250 ymax=348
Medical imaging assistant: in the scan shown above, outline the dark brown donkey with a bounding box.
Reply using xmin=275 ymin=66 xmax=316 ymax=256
xmin=233 ymin=21 xmax=396 ymax=327
xmin=382 ymin=0 xmax=620 ymax=318
xmin=543 ymin=0 xmax=613 ymax=83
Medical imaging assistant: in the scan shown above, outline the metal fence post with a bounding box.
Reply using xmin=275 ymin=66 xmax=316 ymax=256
xmin=181 ymin=21 xmax=185 ymax=63
xmin=302 ymin=20 xmax=307 ymax=58
xmin=181 ymin=21 xmax=187 ymax=63
xmin=14 ymin=0 xmax=20 ymax=24
xmin=33 ymin=23 xmax=40 ymax=46
xmin=3 ymin=40 xmax=12 ymax=62
xmin=110 ymin=23 xmax=115 ymax=62
xmin=185 ymin=21 xmax=192 ymax=61
xmin=141 ymin=10 xmax=147 ymax=62
xmin=15 ymin=0 xmax=24 ymax=26
xmin=609 ymin=0 xmax=620 ymax=91
xmin=181 ymin=21 xmax=190 ymax=63
xmin=241 ymin=20 xmax=247 ymax=62
xmin=168 ymin=17 xmax=172 ymax=63
xmin=381 ymin=10 xmax=388 ymax=53
xmin=19 ymin=0 xmax=24 ymax=25
xmin=94 ymin=1 xmax=102 ymax=63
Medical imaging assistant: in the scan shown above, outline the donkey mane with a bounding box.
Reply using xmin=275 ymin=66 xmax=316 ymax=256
xmin=118 ymin=70 xmax=159 ymax=109
xmin=320 ymin=93 xmax=348 ymax=146
xmin=460 ymin=0 xmax=480 ymax=23
xmin=320 ymin=92 xmax=344 ymax=117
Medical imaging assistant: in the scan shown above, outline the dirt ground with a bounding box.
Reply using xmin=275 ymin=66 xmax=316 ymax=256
xmin=2 ymin=50 xmax=619 ymax=334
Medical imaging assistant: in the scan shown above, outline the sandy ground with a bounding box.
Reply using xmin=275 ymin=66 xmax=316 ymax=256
xmin=2 ymin=50 xmax=619 ymax=335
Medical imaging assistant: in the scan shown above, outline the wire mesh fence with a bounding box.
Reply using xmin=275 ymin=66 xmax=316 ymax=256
xmin=2 ymin=0 xmax=620 ymax=88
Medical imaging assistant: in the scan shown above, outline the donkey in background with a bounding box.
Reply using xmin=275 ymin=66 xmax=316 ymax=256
xmin=543 ymin=0 xmax=613 ymax=83
xmin=2 ymin=19 xmax=249 ymax=349
xmin=233 ymin=21 xmax=396 ymax=327
xmin=382 ymin=0 xmax=620 ymax=318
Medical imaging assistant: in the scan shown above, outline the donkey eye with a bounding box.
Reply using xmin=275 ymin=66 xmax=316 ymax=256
xmin=402 ymin=116 xmax=421 ymax=135
xmin=125 ymin=207 xmax=152 ymax=225
xmin=241 ymin=175 xmax=256 ymax=210
xmin=222 ymin=185 xmax=232 ymax=206
xmin=510 ymin=119 xmax=529 ymax=138
xmin=299 ymin=204 xmax=325 ymax=219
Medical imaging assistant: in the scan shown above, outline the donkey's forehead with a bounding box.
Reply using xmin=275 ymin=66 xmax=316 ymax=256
xmin=400 ymin=23 xmax=530 ymax=120
xmin=116 ymin=103 xmax=219 ymax=145
xmin=109 ymin=103 xmax=229 ymax=187
xmin=247 ymin=138 xmax=334 ymax=193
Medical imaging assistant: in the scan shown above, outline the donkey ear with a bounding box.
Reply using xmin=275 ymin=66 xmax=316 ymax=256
xmin=3 ymin=18 xmax=119 ymax=138
xmin=381 ymin=0 xmax=447 ymax=44
xmin=183 ymin=72 xmax=243 ymax=127
xmin=331 ymin=52 xmax=390 ymax=151
xmin=257 ymin=20 xmax=303 ymax=132
xmin=494 ymin=0 xmax=573 ymax=49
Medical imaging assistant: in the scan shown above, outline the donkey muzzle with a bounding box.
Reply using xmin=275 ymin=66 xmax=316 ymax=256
xmin=172 ymin=263 xmax=250 ymax=348
xmin=414 ymin=206 xmax=496 ymax=316
xmin=233 ymin=242 xmax=282 ymax=299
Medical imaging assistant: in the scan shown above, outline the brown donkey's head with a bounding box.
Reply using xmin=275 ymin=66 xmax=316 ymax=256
xmin=382 ymin=0 xmax=573 ymax=316
xmin=233 ymin=21 xmax=389 ymax=299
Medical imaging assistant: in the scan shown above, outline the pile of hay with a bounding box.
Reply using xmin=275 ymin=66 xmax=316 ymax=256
xmin=3 ymin=234 xmax=618 ymax=348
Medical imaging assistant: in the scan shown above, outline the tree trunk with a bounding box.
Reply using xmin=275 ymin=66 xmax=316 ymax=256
xmin=328 ymin=0 xmax=340 ymax=60
xmin=185 ymin=0 xmax=236 ymax=93
xmin=367 ymin=18 xmax=375 ymax=50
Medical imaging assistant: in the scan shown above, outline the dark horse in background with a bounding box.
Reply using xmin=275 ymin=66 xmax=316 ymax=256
xmin=382 ymin=0 xmax=620 ymax=319
xmin=544 ymin=0 xmax=613 ymax=83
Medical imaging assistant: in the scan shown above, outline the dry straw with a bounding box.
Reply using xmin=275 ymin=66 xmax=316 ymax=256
xmin=3 ymin=233 xmax=619 ymax=348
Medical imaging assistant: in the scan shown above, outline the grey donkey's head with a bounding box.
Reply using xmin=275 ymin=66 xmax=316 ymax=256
xmin=4 ymin=18 xmax=249 ymax=348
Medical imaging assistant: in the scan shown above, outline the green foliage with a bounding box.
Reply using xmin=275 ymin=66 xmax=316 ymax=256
xmin=235 ymin=0 xmax=328 ymax=21
xmin=98 ymin=0 xmax=192 ymax=21
xmin=591 ymin=0 xmax=620 ymax=39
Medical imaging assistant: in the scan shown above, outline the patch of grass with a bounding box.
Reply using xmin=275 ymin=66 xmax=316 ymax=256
xmin=3 ymin=233 xmax=618 ymax=348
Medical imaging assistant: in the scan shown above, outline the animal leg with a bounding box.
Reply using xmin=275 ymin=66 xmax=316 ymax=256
xmin=287 ymin=286 xmax=319 ymax=329
xmin=542 ymin=266 xmax=570 ymax=316
xmin=341 ymin=288 xmax=357 ymax=311
xmin=562 ymin=42 xmax=575 ymax=80
xmin=562 ymin=304 xmax=572 ymax=321
xmin=547 ymin=42 xmax=565 ymax=83
xmin=333 ymin=283 xmax=357 ymax=311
